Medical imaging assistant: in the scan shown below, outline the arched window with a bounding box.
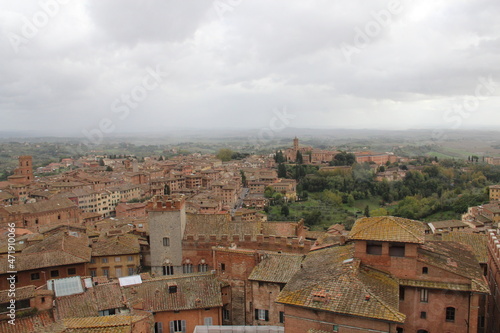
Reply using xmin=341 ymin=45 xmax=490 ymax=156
xmin=182 ymin=259 xmax=193 ymax=274
xmin=198 ymin=259 xmax=208 ymax=272
xmin=417 ymin=330 xmax=429 ymax=333
xmin=446 ymin=307 xmax=456 ymax=322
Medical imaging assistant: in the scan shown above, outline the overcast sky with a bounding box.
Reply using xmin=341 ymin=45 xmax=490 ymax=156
xmin=1 ymin=0 xmax=499 ymax=137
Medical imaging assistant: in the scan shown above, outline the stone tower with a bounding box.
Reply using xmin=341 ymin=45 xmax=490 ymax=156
xmin=293 ymin=137 xmax=299 ymax=151
xmin=147 ymin=195 xmax=186 ymax=277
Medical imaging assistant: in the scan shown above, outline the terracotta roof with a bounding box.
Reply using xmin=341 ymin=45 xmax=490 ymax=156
xmin=2 ymin=198 xmax=77 ymax=215
xmin=91 ymin=234 xmax=140 ymax=257
xmin=55 ymin=291 xmax=99 ymax=319
xmin=349 ymin=216 xmax=425 ymax=244
xmin=276 ymin=244 xmax=405 ymax=323
xmin=248 ymin=253 xmax=304 ymax=283
xmin=55 ymin=280 xmax=126 ymax=320
xmin=428 ymin=220 xmax=468 ymax=229
xmin=185 ymin=213 xmax=262 ymax=238
xmin=0 ymin=310 xmax=58 ymax=333
xmin=261 ymin=222 xmax=298 ymax=237
xmin=0 ymin=285 xmax=35 ymax=303
xmin=62 ymin=315 xmax=148 ymax=332
xmin=122 ymin=273 xmax=223 ymax=312
xmin=441 ymin=232 xmax=488 ymax=263
xmin=399 ymin=279 xmax=475 ymax=292
xmin=92 ymin=283 xmax=125 ymax=312
xmin=0 ymin=232 xmax=91 ymax=273
xmin=418 ymin=241 xmax=489 ymax=293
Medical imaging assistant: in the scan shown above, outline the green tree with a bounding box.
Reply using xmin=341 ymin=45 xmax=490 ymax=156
xmin=296 ymin=151 xmax=304 ymax=164
xmin=364 ymin=205 xmax=370 ymax=217
xmin=371 ymin=207 xmax=389 ymax=217
xmin=281 ymin=205 xmax=290 ymax=217
xmin=347 ymin=194 xmax=355 ymax=207
xmin=264 ymin=186 xmax=275 ymax=198
xmin=277 ymin=163 xmax=287 ymax=178
xmin=98 ymin=158 xmax=105 ymax=166
xmin=274 ymin=150 xmax=285 ymax=163
xmin=216 ymin=148 xmax=234 ymax=162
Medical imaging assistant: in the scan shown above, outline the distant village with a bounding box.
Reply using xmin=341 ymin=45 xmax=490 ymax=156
xmin=0 ymin=138 xmax=499 ymax=333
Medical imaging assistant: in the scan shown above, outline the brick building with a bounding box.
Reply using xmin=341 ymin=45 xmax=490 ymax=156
xmin=0 ymin=232 xmax=91 ymax=289
xmin=248 ymin=253 xmax=303 ymax=326
xmin=88 ymin=234 xmax=141 ymax=278
xmin=7 ymin=155 xmax=33 ymax=185
xmin=123 ymin=273 xmax=224 ymax=332
xmin=490 ymin=185 xmax=500 ymax=201
xmin=277 ymin=216 xmax=489 ymax=333
xmin=0 ymin=198 xmax=81 ymax=229
xmin=487 ymin=229 xmax=500 ymax=332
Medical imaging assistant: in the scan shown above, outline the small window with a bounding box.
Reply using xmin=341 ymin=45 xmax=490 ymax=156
xmin=333 ymin=325 xmax=339 ymax=332
xmin=58 ymin=214 xmax=61 ymax=220
xmin=255 ymin=309 xmax=269 ymax=321
xmin=50 ymin=270 xmax=59 ymax=278
xmin=90 ymin=269 xmax=97 ymax=277
xmin=115 ymin=257 xmax=121 ymax=262
xmin=446 ymin=307 xmax=455 ymax=322
xmin=420 ymin=311 xmax=427 ymax=319
xmin=422 ymin=267 xmax=428 ymax=274
xmin=31 ymin=272 xmax=40 ymax=280
xmin=102 ymin=257 xmax=108 ymax=263
xmin=221 ymin=263 xmax=226 ymax=271
xmin=127 ymin=255 xmax=133 ymax=262
xmin=90 ymin=258 xmax=96 ymax=264
xmin=279 ymin=311 xmax=285 ymax=323
xmin=163 ymin=237 xmax=170 ymax=246
xmin=223 ymin=308 xmax=230 ymax=321
xmin=399 ymin=286 xmax=405 ymax=301
xmin=170 ymin=319 xmax=186 ymax=333
xmin=420 ymin=289 xmax=429 ymax=303
xmin=198 ymin=263 xmax=208 ymax=272
xmin=169 ymin=285 xmax=177 ymax=293
xmin=68 ymin=268 xmax=76 ymax=275
xmin=115 ymin=267 xmax=122 ymax=277
xmin=396 ymin=328 xmax=404 ymax=333
xmin=102 ymin=268 xmax=109 ymax=277
xmin=182 ymin=264 xmax=193 ymax=274
xmin=128 ymin=267 xmax=135 ymax=276
xmin=154 ymin=322 xmax=163 ymax=333
xmin=389 ymin=243 xmax=405 ymax=257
